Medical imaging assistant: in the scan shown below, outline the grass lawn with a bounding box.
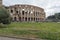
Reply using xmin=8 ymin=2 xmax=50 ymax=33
xmin=0 ymin=22 xmax=60 ymax=40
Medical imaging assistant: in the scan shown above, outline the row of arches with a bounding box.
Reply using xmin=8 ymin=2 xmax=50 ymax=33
xmin=12 ymin=17 xmax=43 ymax=22
xmin=10 ymin=9 xmax=41 ymax=17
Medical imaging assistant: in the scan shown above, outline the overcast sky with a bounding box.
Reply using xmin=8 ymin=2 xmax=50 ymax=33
xmin=3 ymin=0 xmax=60 ymax=17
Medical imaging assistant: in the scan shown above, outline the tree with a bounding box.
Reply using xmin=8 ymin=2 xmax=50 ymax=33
xmin=47 ymin=15 xmax=56 ymax=19
xmin=55 ymin=13 xmax=60 ymax=20
xmin=47 ymin=12 xmax=60 ymax=22
xmin=0 ymin=7 xmax=11 ymax=24
xmin=47 ymin=15 xmax=57 ymax=22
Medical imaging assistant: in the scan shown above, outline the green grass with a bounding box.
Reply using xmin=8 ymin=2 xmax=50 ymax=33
xmin=0 ymin=22 xmax=60 ymax=40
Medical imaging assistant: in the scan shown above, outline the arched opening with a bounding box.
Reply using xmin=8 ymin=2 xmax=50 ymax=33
xmin=22 ymin=17 xmax=24 ymax=21
xmin=19 ymin=17 xmax=21 ymax=21
xmin=22 ymin=11 xmax=24 ymax=15
xmin=34 ymin=18 xmax=35 ymax=21
xmin=25 ymin=17 xmax=27 ymax=21
xmin=28 ymin=18 xmax=30 ymax=21
xmin=11 ymin=10 xmax=13 ymax=13
xmin=14 ymin=17 xmax=17 ymax=21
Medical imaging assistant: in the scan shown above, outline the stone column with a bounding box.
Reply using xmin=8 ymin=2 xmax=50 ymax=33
xmin=27 ymin=17 xmax=28 ymax=22
xmin=21 ymin=10 xmax=22 ymax=22
xmin=32 ymin=9 xmax=34 ymax=22
xmin=26 ymin=10 xmax=28 ymax=22
xmin=24 ymin=17 xmax=25 ymax=22
xmin=12 ymin=16 xmax=14 ymax=21
xmin=24 ymin=11 xmax=25 ymax=21
xmin=16 ymin=16 xmax=19 ymax=21
xmin=35 ymin=12 xmax=36 ymax=22
xmin=30 ymin=11 xmax=31 ymax=21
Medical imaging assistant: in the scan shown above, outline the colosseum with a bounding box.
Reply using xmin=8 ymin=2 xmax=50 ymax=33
xmin=5 ymin=4 xmax=45 ymax=22
xmin=0 ymin=0 xmax=45 ymax=22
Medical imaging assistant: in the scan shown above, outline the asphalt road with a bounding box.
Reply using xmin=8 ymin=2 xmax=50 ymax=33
xmin=0 ymin=36 xmax=45 ymax=40
xmin=0 ymin=36 xmax=23 ymax=40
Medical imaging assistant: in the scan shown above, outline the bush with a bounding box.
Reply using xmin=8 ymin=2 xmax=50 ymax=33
xmin=0 ymin=23 xmax=7 ymax=28
xmin=0 ymin=7 xmax=11 ymax=24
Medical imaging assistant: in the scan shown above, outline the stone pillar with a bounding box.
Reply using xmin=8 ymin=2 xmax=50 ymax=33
xmin=12 ymin=16 xmax=14 ymax=21
xmin=30 ymin=17 xmax=31 ymax=21
xmin=26 ymin=10 xmax=28 ymax=22
xmin=33 ymin=12 xmax=34 ymax=21
xmin=30 ymin=11 xmax=31 ymax=21
xmin=27 ymin=14 xmax=28 ymax=22
xmin=35 ymin=12 xmax=36 ymax=22
xmin=24 ymin=11 xmax=25 ymax=21
xmin=21 ymin=10 xmax=22 ymax=22
xmin=16 ymin=16 xmax=19 ymax=21
xmin=24 ymin=17 xmax=25 ymax=22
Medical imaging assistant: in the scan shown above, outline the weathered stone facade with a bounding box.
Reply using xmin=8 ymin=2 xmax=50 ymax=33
xmin=0 ymin=0 xmax=45 ymax=22
xmin=6 ymin=4 xmax=45 ymax=22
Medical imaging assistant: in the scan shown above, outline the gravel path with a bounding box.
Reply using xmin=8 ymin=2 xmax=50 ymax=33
xmin=0 ymin=36 xmax=46 ymax=40
xmin=0 ymin=36 xmax=23 ymax=40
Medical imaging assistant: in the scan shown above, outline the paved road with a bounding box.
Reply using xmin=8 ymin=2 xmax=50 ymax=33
xmin=0 ymin=37 xmax=23 ymax=40
xmin=0 ymin=36 xmax=45 ymax=40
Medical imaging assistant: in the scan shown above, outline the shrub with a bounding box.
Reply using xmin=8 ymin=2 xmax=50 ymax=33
xmin=0 ymin=7 xmax=11 ymax=24
xmin=0 ymin=23 xmax=7 ymax=28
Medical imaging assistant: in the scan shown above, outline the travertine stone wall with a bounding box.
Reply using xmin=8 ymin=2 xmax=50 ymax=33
xmin=7 ymin=4 xmax=45 ymax=22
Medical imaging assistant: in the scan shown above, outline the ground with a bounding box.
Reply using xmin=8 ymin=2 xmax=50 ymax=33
xmin=0 ymin=36 xmax=22 ymax=40
xmin=0 ymin=22 xmax=60 ymax=40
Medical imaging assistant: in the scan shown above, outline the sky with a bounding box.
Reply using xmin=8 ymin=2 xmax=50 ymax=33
xmin=3 ymin=0 xmax=60 ymax=17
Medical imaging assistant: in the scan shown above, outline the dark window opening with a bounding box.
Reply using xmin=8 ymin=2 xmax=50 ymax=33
xmin=19 ymin=17 xmax=21 ymax=21
xmin=15 ymin=7 xmax=17 ymax=10
xmin=34 ymin=18 xmax=35 ymax=21
xmin=36 ymin=18 xmax=37 ymax=21
xmin=22 ymin=17 xmax=24 ymax=21
xmin=25 ymin=17 xmax=27 ymax=21
xmin=16 ymin=11 xmax=18 ymax=14
xmin=22 ymin=11 xmax=24 ymax=15
xmin=14 ymin=17 xmax=17 ymax=21
xmin=28 ymin=18 xmax=30 ymax=21
xmin=38 ymin=18 xmax=39 ymax=21
xmin=11 ymin=10 xmax=13 ymax=13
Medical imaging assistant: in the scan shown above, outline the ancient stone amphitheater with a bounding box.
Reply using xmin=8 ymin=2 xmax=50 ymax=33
xmin=5 ymin=4 xmax=45 ymax=22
